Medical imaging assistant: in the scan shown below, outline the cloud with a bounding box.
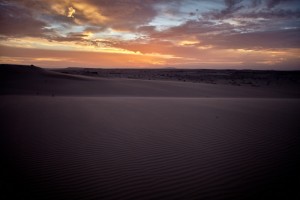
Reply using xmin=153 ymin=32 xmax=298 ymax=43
xmin=0 ymin=0 xmax=167 ymax=38
xmin=81 ymin=0 xmax=159 ymax=30
xmin=0 ymin=2 xmax=51 ymax=37
xmin=201 ymin=28 xmax=300 ymax=49
xmin=140 ymin=18 xmax=300 ymax=49
xmin=202 ymin=0 xmax=300 ymax=20
xmin=266 ymin=0 xmax=293 ymax=8
xmin=0 ymin=45 xmax=174 ymax=68
xmin=224 ymin=0 xmax=244 ymax=12
xmin=67 ymin=7 xmax=76 ymax=18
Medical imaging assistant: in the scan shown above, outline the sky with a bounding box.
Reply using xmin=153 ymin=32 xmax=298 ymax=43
xmin=0 ymin=0 xmax=300 ymax=69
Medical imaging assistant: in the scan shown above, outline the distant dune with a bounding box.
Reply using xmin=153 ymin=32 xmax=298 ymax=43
xmin=1 ymin=64 xmax=300 ymax=199
xmin=1 ymin=64 xmax=300 ymax=98
xmin=54 ymin=67 xmax=300 ymax=88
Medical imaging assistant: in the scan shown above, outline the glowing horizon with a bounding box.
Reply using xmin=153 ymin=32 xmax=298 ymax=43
xmin=0 ymin=0 xmax=300 ymax=69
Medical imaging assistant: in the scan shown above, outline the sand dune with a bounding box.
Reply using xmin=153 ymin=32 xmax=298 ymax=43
xmin=1 ymin=65 xmax=300 ymax=199
xmin=1 ymin=97 xmax=300 ymax=199
xmin=1 ymin=64 xmax=299 ymax=98
xmin=55 ymin=67 xmax=300 ymax=88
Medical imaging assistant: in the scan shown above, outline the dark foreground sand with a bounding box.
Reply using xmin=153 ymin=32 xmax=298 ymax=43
xmin=1 ymin=65 xmax=300 ymax=199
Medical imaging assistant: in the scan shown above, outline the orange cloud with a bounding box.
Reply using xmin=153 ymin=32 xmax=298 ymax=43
xmin=67 ymin=7 xmax=76 ymax=18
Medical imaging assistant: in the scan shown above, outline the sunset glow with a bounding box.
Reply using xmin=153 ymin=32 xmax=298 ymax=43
xmin=0 ymin=0 xmax=299 ymax=69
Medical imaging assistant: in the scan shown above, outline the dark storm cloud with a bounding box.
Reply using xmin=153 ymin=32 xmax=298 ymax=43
xmin=267 ymin=0 xmax=293 ymax=8
xmin=224 ymin=0 xmax=244 ymax=13
xmin=0 ymin=2 xmax=51 ymax=37
xmin=240 ymin=9 xmax=300 ymax=19
xmin=201 ymin=28 xmax=300 ymax=48
xmin=145 ymin=20 xmax=235 ymax=39
xmin=202 ymin=0 xmax=300 ymax=19
xmin=248 ymin=0 xmax=298 ymax=8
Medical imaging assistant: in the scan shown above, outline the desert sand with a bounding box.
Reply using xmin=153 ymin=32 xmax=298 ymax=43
xmin=1 ymin=64 xmax=300 ymax=199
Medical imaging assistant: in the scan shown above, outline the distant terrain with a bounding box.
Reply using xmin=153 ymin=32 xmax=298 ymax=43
xmin=1 ymin=64 xmax=300 ymax=97
xmin=54 ymin=67 xmax=300 ymax=88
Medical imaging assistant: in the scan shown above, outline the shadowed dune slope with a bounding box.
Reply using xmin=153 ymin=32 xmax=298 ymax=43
xmin=1 ymin=64 xmax=299 ymax=98
xmin=1 ymin=97 xmax=300 ymax=200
